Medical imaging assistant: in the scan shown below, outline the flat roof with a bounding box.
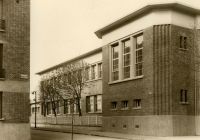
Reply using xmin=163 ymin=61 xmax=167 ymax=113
xmin=95 ymin=3 xmax=200 ymax=39
xmin=37 ymin=47 xmax=102 ymax=75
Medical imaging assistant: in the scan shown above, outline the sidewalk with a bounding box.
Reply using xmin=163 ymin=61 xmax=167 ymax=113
xmin=31 ymin=124 xmax=200 ymax=140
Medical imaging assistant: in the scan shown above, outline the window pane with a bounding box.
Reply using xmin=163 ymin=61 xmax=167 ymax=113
xmin=124 ymin=54 xmax=130 ymax=66
xmin=112 ymin=71 xmax=119 ymax=81
xmin=90 ymin=96 xmax=94 ymax=112
xmin=91 ymin=65 xmax=96 ymax=80
xmin=124 ymin=66 xmax=130 ymax=78
xmin=85 ymin=67 xmax=90 ymax=81
xmin=86 ymin=96 xmax=90 ymax=112
xmin=98 ymin=63 xmax=102 ymax=78
xmin=112 ymin=44 xmax=119 ymax=59
xmin=123 ymin=39 xmax=130 ymax=54
xmin=113 ymin=59 xmax=119 ymax=71
xmin=135 ymin=34 xmax=143 ymax=76
xmin=97 ymin=95 xmax=102 ymax=112
xmin=136 ymin=35 xmax=143 ymax=49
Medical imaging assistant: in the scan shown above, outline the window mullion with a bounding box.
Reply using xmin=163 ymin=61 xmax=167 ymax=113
xmin=119 ymin=42 xmax=123 ymax=80
xmin=132 ymin=37 xmax=136 ymax=77
xmin=130 ymin=37 xmax=135 ymax=78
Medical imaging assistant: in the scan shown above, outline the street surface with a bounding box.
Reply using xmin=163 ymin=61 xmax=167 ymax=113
xmin=31 ymin=129 xmax=126 ymax=140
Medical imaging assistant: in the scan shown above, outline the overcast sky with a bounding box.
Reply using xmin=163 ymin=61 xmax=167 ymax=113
xmin=30 ymin=0 xmax=200 ymax=91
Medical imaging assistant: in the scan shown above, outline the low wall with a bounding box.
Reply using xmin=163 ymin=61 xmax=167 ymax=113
xmin=30 ymin=115 xmax=102 ymax=126
xmin=0 ymin=122 xmax=31 ymax=140
xmin=103 ymin=115 xmax=196 ymax=136
xmin=196 ymin=116 xmax=200 ymax=135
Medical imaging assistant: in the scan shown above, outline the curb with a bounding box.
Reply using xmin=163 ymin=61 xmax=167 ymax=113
xmin=31 ymin=128 xmax=143 ymax=140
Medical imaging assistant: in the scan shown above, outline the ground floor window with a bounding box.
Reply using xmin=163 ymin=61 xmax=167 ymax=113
xmin=86 ymin=95 xmax=102 ymax=113
xmin=47 ymin=102 xmax=51 ymax=115
xmin=121 ymin=100 xmax=128 ymax=109
xmin=133 ymin=99 xmax=141 ymax=109
xmin=111 ymin=101 xmax=117 ymax=110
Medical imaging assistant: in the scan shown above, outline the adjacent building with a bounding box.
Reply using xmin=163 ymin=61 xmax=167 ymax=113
xmin=0 ymin=0 xmax=30 ymax=140
xmin=34 ymin=3 xmax=200 ymax=136
xmin=31 ymin=47 xmax=102 ymax=128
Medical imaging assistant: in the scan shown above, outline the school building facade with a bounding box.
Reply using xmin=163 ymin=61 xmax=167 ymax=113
xmin=33 ymin=3 xmax=200 ymax=136
xmin=31 ymin=47 xmax=103 ymax=128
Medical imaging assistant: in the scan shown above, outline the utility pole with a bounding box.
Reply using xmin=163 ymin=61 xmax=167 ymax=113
xmin=32 ymin=91 xmax=37 ymax=128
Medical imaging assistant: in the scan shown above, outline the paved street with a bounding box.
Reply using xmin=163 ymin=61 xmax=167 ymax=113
xmin=31 ymin=129 xmax=200 ymax=140
xmin=31 ymin=129 xmax=126 ymax=140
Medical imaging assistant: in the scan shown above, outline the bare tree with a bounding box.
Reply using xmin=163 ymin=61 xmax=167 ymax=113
xmin=40 ymin=61 xmax=88 ymax=116
xmin=39 ymin=61 xmax=89 ymax=140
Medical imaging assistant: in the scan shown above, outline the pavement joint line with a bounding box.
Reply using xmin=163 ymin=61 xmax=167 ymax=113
xmin=32 ymin=128 xmax=144 ymax=140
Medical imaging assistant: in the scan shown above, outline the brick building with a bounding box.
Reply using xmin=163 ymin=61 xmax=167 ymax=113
xmin=95 ymin=3 xmax=200 ymax=136
xmin=0 ymin=0 xmax=30 ymax=140
xmin=32 ymin=47 xmax=102 ymax=128
xmin=34 ymin=3 xmax=200 ymax=136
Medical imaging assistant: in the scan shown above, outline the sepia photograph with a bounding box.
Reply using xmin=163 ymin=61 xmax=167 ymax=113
xmin=0 ymin=0 xmax=200 ymax=140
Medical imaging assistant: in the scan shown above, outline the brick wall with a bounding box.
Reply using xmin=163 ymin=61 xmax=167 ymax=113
xmin=171 ymin=25 xmax=195 ymax=115
xmin=102 ymin=26 xmax=154 ymax=116
xmin=2 ymin=92 xmax=30 ymax=123
xmin=0 ymin=0 xmax=30 ymax=123
xmin=3 ymin=0 xmax=30 ymax=80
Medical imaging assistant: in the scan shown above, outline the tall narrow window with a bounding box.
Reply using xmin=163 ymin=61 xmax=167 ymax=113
xmin=180 ymin=89 xmax=188 ymax=103
xmin=73 ymin=99 xmax=79 ymax=114
xmin=64 ymin=100 xmax=68 ymax=114
xmin=112 ymin=43 xmax=119 ymax=81
xmin=98 ymin=63 xmax=102 ymax=78
xmin=47 ymin=102 xmax=51 ymax=115
xmin=135 ymin=35 xmax=143 ymax=76
xmin=180 ymin=36 xmax=187 ymax=49
xmin=123 ymin=39 xmax=131 ymax=79
xmin=90 ymin=96 xmax=94 ymax=112
xmin=67 ymin=100 xmax=71 ymax=114
xmin=86 ymin=96 xmax=90 ymax=112
xmin=133 ymin=99 xmax=141 ymax=109
xmin=91 ymin=65 xmax=96 ymax=80
xmin=0 ymin=92 xmax=2 ymax=118
xmin=96 ymin=95 xmax=102 ymax=112
xmin=85 ymin=67 xmax=90 ymax=81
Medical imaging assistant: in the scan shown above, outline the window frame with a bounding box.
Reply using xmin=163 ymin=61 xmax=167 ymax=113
xmin=91 ymin=65 xmax=96 ymax=80
xmin=121 ymin=100 xmax=129 ymax=110
xmin=122 ymin=39 xmax=131 ymax=79
xmin=111 ymin=43 xmax=119 ymax=81
xmin=180 ymin=36 xmax=188 ymax=50
xmin=109 ymin=32 xmax=144 ymax=84
xmin=111 ymin=101 xmax=117 ymax=110
xmin=98 ymin=63 xmax=102 ymax=79
xmin=86 ymin=95 xmax=102 ymax=113
xmin=133 ymin=99 xmax=141 ymax=109
xmin=135 ymin=34 xmax=143 ymax=77
xmin=180 ymin=89 xmax=188 ymax=104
